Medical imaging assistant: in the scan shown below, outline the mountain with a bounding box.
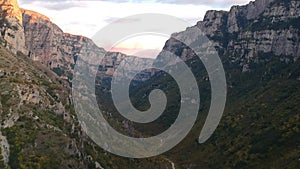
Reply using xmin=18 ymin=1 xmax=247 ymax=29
xmin=0 ymin=40 xmax=88 ymax=168
xmin=0 ymin=0 xmax=27 ymax=54
xmin=0 ymin=1 xmax=172 ymax=169
xmin=0 ymin=40 xmax=172 ymax=169
xmin=83 ymin=0 xmax=300 ymax=168
xmin=2 ymin=0 xmax=130 ymax=81
xmin=129 ymin=0 xmax=300 ymax=168
xmin=163 ymin=0 xmax=299 ymax=68
xmin=0 ymin=0 xmax=299 ymax=168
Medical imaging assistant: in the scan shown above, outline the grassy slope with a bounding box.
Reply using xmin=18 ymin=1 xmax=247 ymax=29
xmin=96 ymin=49 xmax=300 ymax=169
xmin=154 ymin=55 xmax=300 ymax=169
xmin=0 ymin=43 xmax=175 ymax=169
xmin=0 ymin=43 xmax=84 ymax=168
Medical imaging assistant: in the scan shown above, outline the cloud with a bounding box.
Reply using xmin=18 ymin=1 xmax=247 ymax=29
xmin=20 ymin=0 xmax=251 ymax=7
xmin=18 ymin=0 xmax=249 ymax=37
xmin=19 ymin=0 xmax=88 ymax=10
xmin=104 ymin=17 xmax=141 ymax=24
xmin=99 ymin=0 xmax=251 ymax=7
xmin=18 ymin=0 xmax=252 ymax=54
xmin=155 ymin=0 xmax=250 ymax=7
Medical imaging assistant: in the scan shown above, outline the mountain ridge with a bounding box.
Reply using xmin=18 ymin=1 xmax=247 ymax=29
xmin=165 ymin=0 xmax=299 ymax=73
xmin=1 ymin=0 xmax=130 ymax=81
xmin=0 ymin=0 xmax=299 ymax=168
xmin=0 ymin=0 xmax=27 ymax=54
xmin=20 ymin=8 xmax=51 ymax=23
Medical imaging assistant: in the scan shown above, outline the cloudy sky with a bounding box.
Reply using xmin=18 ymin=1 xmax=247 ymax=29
xmin=19 ymin=0 xmax=251 ymax=58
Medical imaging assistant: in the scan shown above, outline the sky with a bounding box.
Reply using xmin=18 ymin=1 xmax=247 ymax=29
xmin=19 ymin=0 xmax=252 ymax=58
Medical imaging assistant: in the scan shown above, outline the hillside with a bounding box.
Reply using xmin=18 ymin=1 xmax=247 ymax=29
xmin=0 ymin=0 xmax=299 ymax=168
xmin=0 ymin=40 xmax=175 ymax=168
xmin=0 ymin=41 xmax=87 ymax=168
xmin=96 ymin=0 xmax=300 ymax=168
xmin=128 ymin=0 xmax=300 ymax=168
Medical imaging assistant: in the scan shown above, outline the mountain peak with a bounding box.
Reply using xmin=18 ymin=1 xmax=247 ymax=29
xmin=240 ymin=0 xmax=276 ymax=19
xmin=0 ymin=0 xmax=22 ymax=24
xmin=0 ymin=0 xmax=28 ymax=54
xmin=20 ymin=8 xmax=51 ymax=23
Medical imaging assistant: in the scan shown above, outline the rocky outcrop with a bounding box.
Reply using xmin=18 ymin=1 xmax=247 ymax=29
xmin=0 ymin=1 xmax=160 ymax=83
xmin=21 ymin=9 xmax=50 ymax=23
xmin=226 ymin=0 xmax=300 ymax=61
xmin=163 ymin=0 xmax=300 ymax=72
xmin=1 ymin=0 xmax=299 ymax=77
xmin=0 ymin=42 xmax=95 ymax=168
xmin=21 ymin=9 xmax=102 ymax=79
xmin=21 ymin=8 xmax=130 ymax=80
xmin=0 ymin=0 xmax=27 ymax=54
xmin=0 ymin=0 xmax=22 ymax=23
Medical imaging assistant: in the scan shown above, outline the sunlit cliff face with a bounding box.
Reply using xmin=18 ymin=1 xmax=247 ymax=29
xmin=0 ymin=0 xmax=23 ymax=23
xmin=18 ymin=0 xmax=251 ymax=58
xmin=20 ymin=9 xmax=50 ymax=24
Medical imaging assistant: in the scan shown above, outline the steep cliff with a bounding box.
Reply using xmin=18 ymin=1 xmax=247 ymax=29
xmin=138 ymin=0 xmax=300 ymax=168
xmin=21 ymin=9 xmax=105 ymax=79
xmin=163 ymin=0 xmax=300 ymax=72
xmin=0 ymin=42 xmax=88 ymax=168
xmin=0 ymin=0 xmax=27 ymax=54
xmin=0 ymin=0 xmax=299 ymax=168
xmin=0 ymin=41 xmax=168 ymax=169
xmin=21 ymin=9 xmax=132 ymax=80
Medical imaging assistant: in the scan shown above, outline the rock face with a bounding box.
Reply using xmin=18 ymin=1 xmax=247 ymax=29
xmin=0 ymin=0 xmax=22 ymax=23
xmin=21 ymin=9 xmax=104 ymax=79
xmin=0 ymin=0 xmax=131 ymax=81
xmin=21 ymin=9 xmax=130 ymax=80
xmin=0 ymin=0 xmax=299 ymax=168
xmin=0 ymin=44 xmax=87 ymax=168
xmin=1 ymin=0 xmax=299 ymax=77
xmin=162 ymin=0 xmax=300 ymax=71
xmin=0 ymin=0 xmax=27 ymax=54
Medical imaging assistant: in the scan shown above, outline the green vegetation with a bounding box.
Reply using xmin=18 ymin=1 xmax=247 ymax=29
xmin=0 ymin=0 xmax=299 ymax=168
xmin=2 ymin=116 xmax=38 ymax=169
xmin=0 ymin=38 xmax=177 ymax=169
xmin=139 ymin=53 xmax=300 ymax=168
xmin=95 ymin=45 xmax=300 ymax=168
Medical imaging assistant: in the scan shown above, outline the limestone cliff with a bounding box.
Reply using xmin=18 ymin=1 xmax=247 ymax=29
xmin=21 ymin=8 xmax=131 ymax=80
xmin=0 ymin=0 xmax=27 ymax=54
xmin=162 ymin=0 xmax=300 ymax=72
